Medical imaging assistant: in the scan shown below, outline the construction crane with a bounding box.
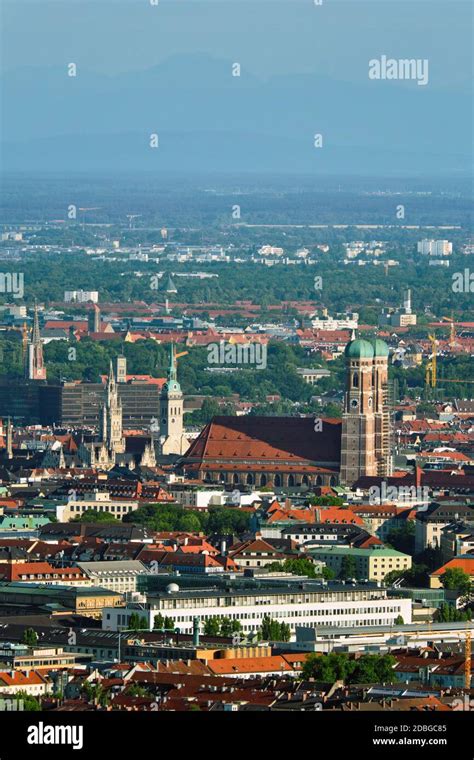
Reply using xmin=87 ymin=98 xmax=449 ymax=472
xmin=175 ymin=350 xmax=188 ymax=365
xmin=465 ymin=628 xmax=472 ymax=691
xmin=425 ymin=334 xmax=437 ymax=388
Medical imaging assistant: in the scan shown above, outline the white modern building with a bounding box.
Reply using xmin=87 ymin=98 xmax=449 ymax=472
xmin=76 ymin=561 xmax=150 ymax=594
xmin=102 ymin=582 xmax=412 ymax=637
xmin=64 ymin=290 xmax=99 ymax=303
xmin=417 ymin=239 xmax=452 ymax=256
xmin=311 ymin=312 xmax=359 ymax=331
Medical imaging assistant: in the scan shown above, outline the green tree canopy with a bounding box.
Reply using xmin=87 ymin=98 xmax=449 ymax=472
xmin=302 ymin=652 xmax=396 ymax=684
xmin=440 ymin=567 xmax=472 ymax=595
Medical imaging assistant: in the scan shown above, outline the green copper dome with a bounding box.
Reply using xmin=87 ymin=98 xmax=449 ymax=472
xmin=344 ymin=339 xmax=375 ymax=359
xmin=372 ymin=338 xmax=390 ymax=358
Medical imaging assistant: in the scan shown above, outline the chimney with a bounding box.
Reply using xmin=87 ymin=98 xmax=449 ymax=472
xmin=220 ymin=539 xmax=227 ymax=557
xmin=192 ymin=617 xmax=200 ymax=647
xmin=403 ymin=289 xmax=412 ymax=314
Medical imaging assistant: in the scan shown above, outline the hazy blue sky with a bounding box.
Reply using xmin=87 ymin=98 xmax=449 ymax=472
xmin=2 ymin=0 xmax=472 ymax=88
xmin=1 ymin=1 xmax=472 ymax=174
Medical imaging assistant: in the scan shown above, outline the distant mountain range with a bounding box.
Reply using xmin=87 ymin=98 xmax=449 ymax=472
xmin=1 ymin=54 xmax=471 ymax=175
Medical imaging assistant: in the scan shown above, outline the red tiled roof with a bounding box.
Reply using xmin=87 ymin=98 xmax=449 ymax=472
xmin=207 ymin=656 xmax=293 ymax=675
xmin=431 ymin=557 xmax=474 ymax=577
xmin=182 ymin=415 xmax=342 ymax=467
xmin=0 ymin=561 xmax=88 ymax=582
xmin=0 ymin=670 xmax=47 ymax=686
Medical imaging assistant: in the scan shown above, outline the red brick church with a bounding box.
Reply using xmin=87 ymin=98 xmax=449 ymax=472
xmin=179 ymin=338 xmax=391 ymax=488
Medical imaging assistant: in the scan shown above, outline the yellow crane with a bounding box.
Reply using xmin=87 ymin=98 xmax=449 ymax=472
xmin=465 ymin=628 xmax=472 ymax=691
xmin=425 ymin=334 xmax=437 ymax=388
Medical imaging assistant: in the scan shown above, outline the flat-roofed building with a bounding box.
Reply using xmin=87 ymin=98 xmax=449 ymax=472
xmin=0 ymin=644 xmax=90 ymax=671
xmin=102 ymin=580 xmax=412 ymax=636
xmin=0 ymin=582 xmax=122 ymax=619
xmin=308 ymin=545 xmax=412 ymax=582
xmin=76 ymin=560 xmax=149 ymax=593
xmin=296 ymin=368 xmax=331 ymax=385
xmin=61 ymin=491 xmax=139 ymax=522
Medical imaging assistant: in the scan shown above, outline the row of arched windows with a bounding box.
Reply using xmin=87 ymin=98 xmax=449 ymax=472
xmin=203 ymin=472 xmax=337 ymax=488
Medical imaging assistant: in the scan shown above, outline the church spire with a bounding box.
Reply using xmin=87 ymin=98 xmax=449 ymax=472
xmin=99 ymin=358 xmax=124 ymax=455
xmin=27 ymin=301 xmax=47 ymax=380
xmin=32 ymin=301 xmax=41 ymax=344
xmin=168 ymin=343 xmax=177 ymax=383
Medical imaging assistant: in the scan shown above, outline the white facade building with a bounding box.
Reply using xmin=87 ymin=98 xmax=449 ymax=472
xmin=102 ymin=583 xmax=412 ymax=637
xmin=417 ymin=240 xmax=452 ymax=256
xmin=64 ymin=290 xmax=99 ymax=303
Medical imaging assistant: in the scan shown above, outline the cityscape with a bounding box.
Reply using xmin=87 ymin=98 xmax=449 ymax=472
xmin=0 ymin=0 xmax=472 ymax=753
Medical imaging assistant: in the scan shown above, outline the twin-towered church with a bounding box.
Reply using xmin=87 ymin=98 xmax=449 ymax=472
xmin=180 ymin=338 xmax=392 ymax=488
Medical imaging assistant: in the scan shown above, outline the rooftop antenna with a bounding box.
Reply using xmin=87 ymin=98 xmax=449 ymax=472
xmin=126 ymin=214 xmax=142 ymax=230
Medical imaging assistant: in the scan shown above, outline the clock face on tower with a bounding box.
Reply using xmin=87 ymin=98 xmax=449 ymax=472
xmin=351 ymin=398 xmax=359 ymax=409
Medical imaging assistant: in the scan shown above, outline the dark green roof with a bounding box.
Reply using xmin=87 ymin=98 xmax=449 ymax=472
xmin=344 ymin=339 xmax=374 ymax=360
xmin=372 ymin=339 xmax=390 ymax=358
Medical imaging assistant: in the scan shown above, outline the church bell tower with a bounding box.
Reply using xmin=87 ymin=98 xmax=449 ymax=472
xmin=340 ymin=338 xmax=391 ymax=486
